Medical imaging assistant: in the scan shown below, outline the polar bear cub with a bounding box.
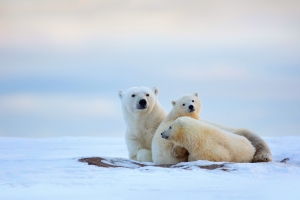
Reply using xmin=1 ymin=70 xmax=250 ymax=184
xmin=152 ymin=93 xmax=201 ymax=164
xmin=161 ymin=116 xmax=255 ymax=163
xmin=118 ymin=86 xmax=167 ymax=162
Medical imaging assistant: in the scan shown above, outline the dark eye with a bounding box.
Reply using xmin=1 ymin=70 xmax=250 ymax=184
xmin=182 ymin=104 xmax=185 ymax=106
xmin=192 ymin=100 xmax=194 ymax=102
xmin=169 ymin=126 xmax=172 ymax=129
xmin=146 ymin=94 xmax=149 ymax=97
xmin=131 ymin=94 xmax=135 ymax=97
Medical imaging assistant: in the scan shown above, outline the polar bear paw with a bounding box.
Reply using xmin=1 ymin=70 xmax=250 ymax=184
xmin=137 ymin=149 xmax=153 ymax=162
xmin=252 ymin=152 xmax=272 ymax=162
xmin=171 ymin=145 xmax=189 ymax=159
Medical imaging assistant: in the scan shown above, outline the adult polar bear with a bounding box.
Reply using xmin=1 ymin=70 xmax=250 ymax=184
xmin=118 ymin=86 xmax=166 ymax=162
xmin=118 ymin=86 xmax=272 ymax=163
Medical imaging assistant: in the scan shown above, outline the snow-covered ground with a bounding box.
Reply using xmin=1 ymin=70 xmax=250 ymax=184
xmin=0 ymin=136 xmax=299 ymax=200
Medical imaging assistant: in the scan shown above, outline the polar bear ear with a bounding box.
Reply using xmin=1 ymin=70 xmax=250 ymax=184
xmin=171 ymin=101 xmax=176 ymax=106
xmin=194 ymin=92 xmax=198 ymax=97
xmin=118 ymin=91 xmax=123 ymax=100
xmin=153 ymin=87 xmax=159 ymax=96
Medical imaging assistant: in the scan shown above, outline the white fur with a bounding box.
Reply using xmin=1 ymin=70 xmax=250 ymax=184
xmin=201 ymin=119 xmax=273 ymax=162
xmin=152 ymin=93 xmax=201 ymax=164
xmin=162 ymin=117 xmax=255 ymax=163
xmin=119 ymin=86 xmax=166 ymax=162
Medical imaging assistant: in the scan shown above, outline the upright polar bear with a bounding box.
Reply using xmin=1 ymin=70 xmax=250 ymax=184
xmin=161 ymin=117 xmax=255 ymax=163
xmin=118 ymin=86 xmax=166 ymax=162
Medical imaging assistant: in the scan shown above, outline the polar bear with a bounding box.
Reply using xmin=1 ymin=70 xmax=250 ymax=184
xmin=118 ymin=86 xmax=166 ymax=162
xmin=151 ymin=92 xmax=272 ymax=164
xmin=161 ymin=116 xmax=255 ymax=163
xmin=152 ymin=93 xmax=201 ymax=164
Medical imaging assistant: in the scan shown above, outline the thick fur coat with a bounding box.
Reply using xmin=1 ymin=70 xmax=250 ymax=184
xmin=161 ymin=117 xmax=255 ymax=163
xmin=119 ymin=86 xmax=166 ymax=162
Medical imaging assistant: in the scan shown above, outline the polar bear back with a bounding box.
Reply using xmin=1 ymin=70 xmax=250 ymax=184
xmin=169 ymin=117 xmax=256 ymax=163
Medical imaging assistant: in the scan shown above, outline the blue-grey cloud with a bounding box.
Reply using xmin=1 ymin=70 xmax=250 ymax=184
xmin=0 ymin=0 xmax=299 ymax=137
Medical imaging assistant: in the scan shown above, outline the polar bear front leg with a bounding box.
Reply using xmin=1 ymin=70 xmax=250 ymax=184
xmin=171 ymin=144 xmax=189 ymax=159
xmin=125 ymin=135 xmax=152 ymax=162
xmin=137 ymin=149 xmax=153 ymax=162
xmin=125 ymin=134 xmax=141 ymax=160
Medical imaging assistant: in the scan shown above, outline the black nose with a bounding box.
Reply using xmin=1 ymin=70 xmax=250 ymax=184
xmin=189 ymin=105 xmax=194 ymax=110
xmin=139 ymin=99 xmax=147 ymax=107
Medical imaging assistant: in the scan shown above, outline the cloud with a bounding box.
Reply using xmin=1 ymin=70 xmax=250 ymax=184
xmin=0 ymin=93 xmax=118 ymax=119
xmin=166 ymin=64 xmax=249 ymax=82
xmin=155 ymin=64 xmax=300 ymax=101
xmin=1 ymin=0 xmax=299 ymax=48
xmin=0 ymin=1 xmax=299 ymax=137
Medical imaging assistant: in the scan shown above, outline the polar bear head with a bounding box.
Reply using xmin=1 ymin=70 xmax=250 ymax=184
xmin=161 ymin=116 xmax=189 ymax=142
xmin=118 ymin=86 xmax=159 ymax=114
xmin=171 ymin=92 xmax=201 ymax=119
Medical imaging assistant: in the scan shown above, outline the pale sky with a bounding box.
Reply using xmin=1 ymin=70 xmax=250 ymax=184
xmin=1 ymin=0 xmax=300 ymax=137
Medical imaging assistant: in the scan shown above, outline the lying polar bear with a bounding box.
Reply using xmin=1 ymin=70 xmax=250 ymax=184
xmin=161 ymin=116 xmax=255 ymax=163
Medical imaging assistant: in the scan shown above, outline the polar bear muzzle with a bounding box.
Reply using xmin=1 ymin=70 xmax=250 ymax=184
xmin=137 ymin=99 xmax=147 ymax=110
xmin=188 ymin=105 xmax=195 ymax=112
xmin=161 ymin=131 xmax=169 ymax=139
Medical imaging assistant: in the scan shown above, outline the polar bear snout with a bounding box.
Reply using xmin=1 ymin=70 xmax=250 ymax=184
xmin=137 ymin=99 xmax=147 ymax=109
xmin=188 ymin=105 xmax=195 ymax=112
xmin=139 ymin=99 xmax=147 ymax=106
xmin=161 ymin=131 xmax=169 ymax=139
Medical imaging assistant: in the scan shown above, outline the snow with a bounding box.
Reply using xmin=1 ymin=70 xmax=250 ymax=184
xmin=1 ymin=136 xmax=300 ymax=200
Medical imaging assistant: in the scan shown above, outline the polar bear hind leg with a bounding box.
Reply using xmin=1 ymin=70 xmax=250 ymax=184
xmin=235 ymin=129 xmax=272 ymax=162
